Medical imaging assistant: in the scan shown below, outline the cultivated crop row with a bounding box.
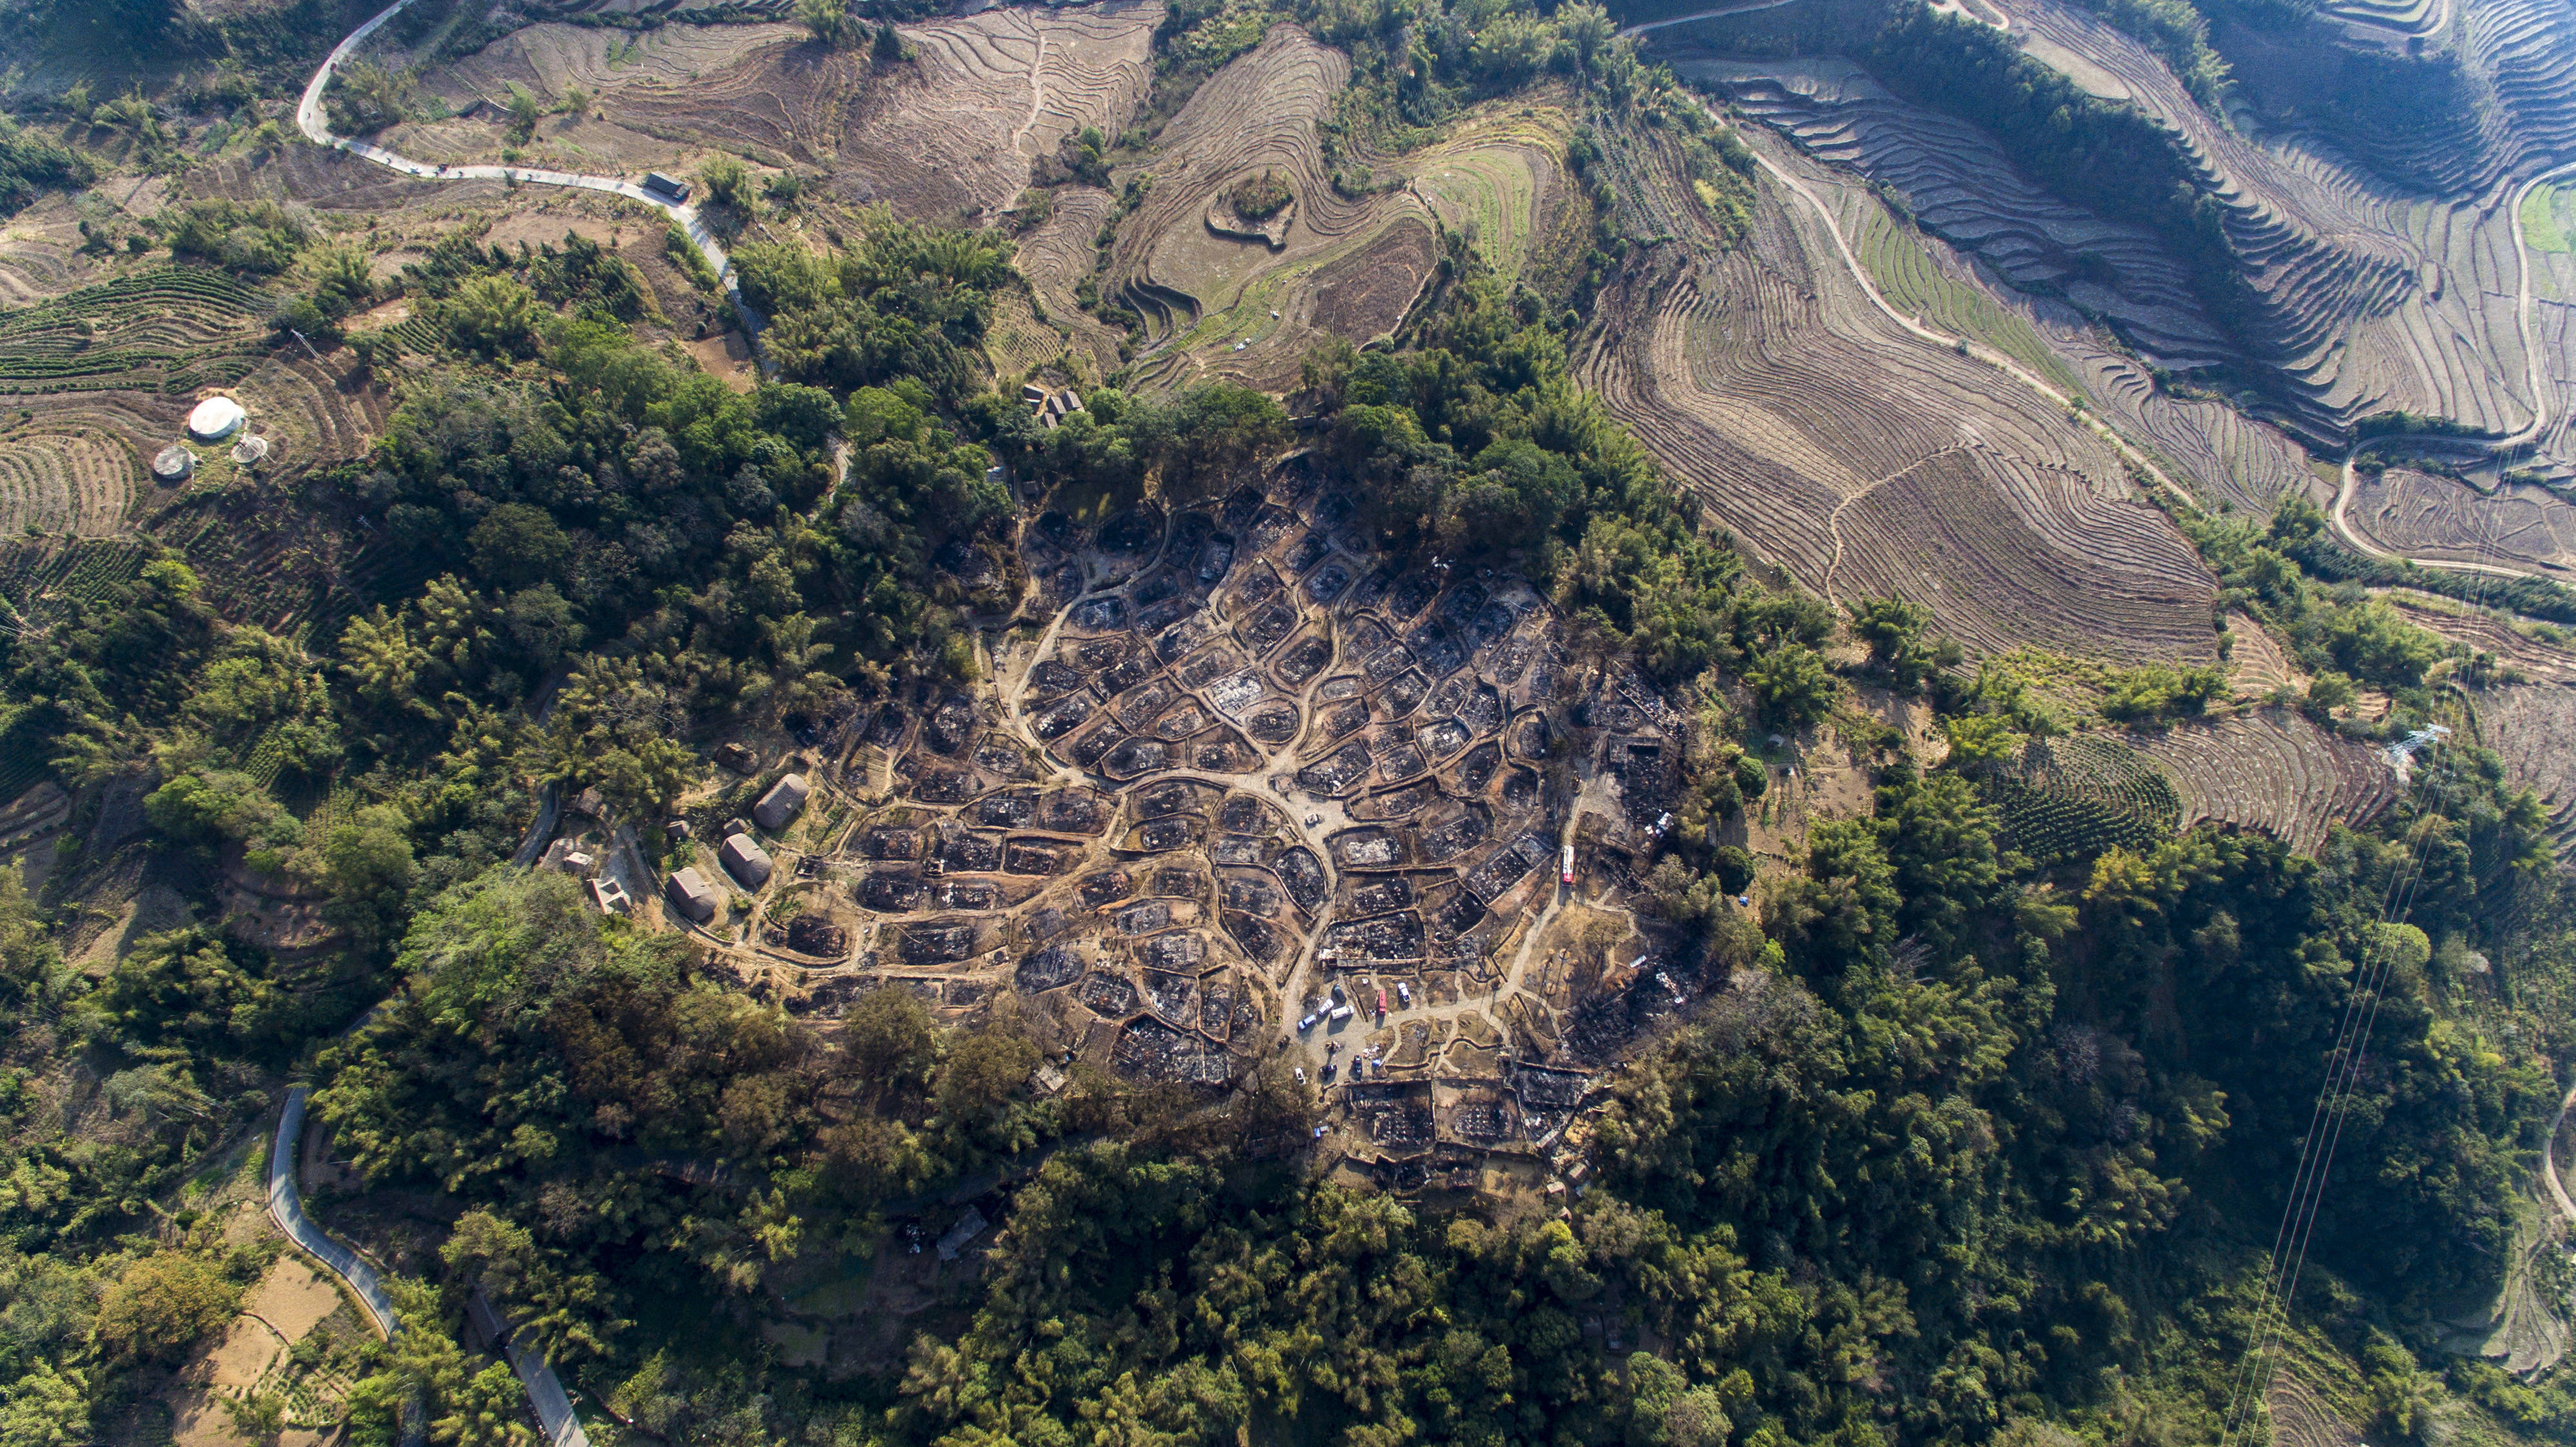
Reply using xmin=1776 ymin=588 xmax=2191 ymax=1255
xmin=0 ymin=432 xmax=137 ymax=537
xmin=2126 ymin=707 xmax=2397 ymax=855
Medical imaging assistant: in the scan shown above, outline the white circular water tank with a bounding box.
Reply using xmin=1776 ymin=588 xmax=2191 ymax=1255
xmin=186 ymin=396 xmax=247 ymax=441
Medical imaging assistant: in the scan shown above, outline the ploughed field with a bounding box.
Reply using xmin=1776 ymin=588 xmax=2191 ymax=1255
xmin=2475 ymin=682 xmax=2576 ymax=861
xmin=1651 ymin=0 xmax=2576 ymax=481
xmin=2347 ymin=467 xmax=2576 ymax=572
xmin=382 ymin=2 xmax=1157 ymax=219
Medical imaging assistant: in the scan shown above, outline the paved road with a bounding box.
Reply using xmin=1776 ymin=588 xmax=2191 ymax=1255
xmin=267 ymin=1086 xmax=402 ymax=1341
xmin=1620 ymin=0 xmax=2001 ymax=38
xmin=272 ymin=1085 xmax=593 ymax=1445
xmin=469 ymin=1288 xmax=594 ymax=1447
xmin=2544 ymin=1080 xmax=2576 ymax=1228
xmin=296 ymin=0 xmax=759 ymax=334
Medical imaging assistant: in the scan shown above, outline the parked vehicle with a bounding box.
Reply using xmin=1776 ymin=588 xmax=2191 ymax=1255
xmin=1396 ymin=981 xmax=1412 ymax=1008
xmin=1329 ymin=1003 xmax=1354 ymax=1023
xmin=1297 ymin=1011 xmax=1319 ymax=1032
xmin=1561 ymin=844 xmax=1575 ymax=884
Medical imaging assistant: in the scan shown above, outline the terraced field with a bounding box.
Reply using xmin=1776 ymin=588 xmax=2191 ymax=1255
xmin=2475 ymin=682 xmax=2576 ymax=859
xmin=228 ymin=354 xmax=392 ymax=481
xmin=2346 ymin=467 xmax=2576 ymax=572
xmin=1007 ymin=185 xmax=1124 ymax=376
xmin=1852 ymin=203 xmax=2080 ymax=394
xmin=835 ymin=3 xmax=1158 ymax=221
xmin=2128 ymin=709 xmax=2399 ymax=855
xmin=2066 ymin=343 xmax=2322 ymax=515
xmin=181 ymin=145 xmax=510 ymax=218
xmin=1406 ymin=105 xmax=1578 ymax=284
xmin=1099 ymin=27 xmax=1566 ymax=390
xmin=1678 ymin=56 xmax=2233 ymax=371
xmin=1664 ymin=0 xmax=2557 ymax=449
xmin=2387 ymin=592 xmax=2576 ymax=683
xmin=1997 ymin=0 xmax=2539 ymax=442
xmin=0 ymin=268 xmax=270 ymax=398
xmin=410 ymin=21 xmax=828 ymax=171
xmin=1578 ymin=134 xmax=2219 ymax=662
xmin=0 ymin=431 xmax=137 ymax=536
xmin=1990 ymin=733 xmax=2184 ymax=863
xmin=0 ymin=194 xmax=90 ymax=308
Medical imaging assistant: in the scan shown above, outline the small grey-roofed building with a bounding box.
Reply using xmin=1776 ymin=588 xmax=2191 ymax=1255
xmin=753 ymin=773 xmax=810 ymax=832
xmin=666 ymin=867 xmax=718 ymax=922
xmin=936 ymin=1205 xmax=989 ymax=1262
xmin=720 ymin=833 xmax=774 ymax=888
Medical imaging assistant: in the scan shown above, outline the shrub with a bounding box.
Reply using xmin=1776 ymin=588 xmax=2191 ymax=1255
xmin=324 ymin=59 xmax=412 ymax=135
xmin=92 ymin=1253 xmax=241 ymax=1364
xmin=0 ymin=116 xmax=92 ymax=219
xmin=1228 ymin=169 xmax=1293 ymax=221
xmin=163 ymin=199 xmax=310 ymax=274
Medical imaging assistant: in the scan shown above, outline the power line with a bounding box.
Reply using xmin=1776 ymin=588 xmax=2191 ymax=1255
xmin=2219 ymin=466 xmax=2506 ymax=1447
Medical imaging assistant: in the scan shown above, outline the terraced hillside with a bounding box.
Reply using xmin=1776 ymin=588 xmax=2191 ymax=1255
xmin=1578 ymin=132 xmax=2220 ymax=662
xmin=0 ymin=430 xmax=136 ymax=536
xmin=2000 ymin=0 xmax=2541 ymax=441
xmin=1098 ymin=28 xmax=1575 ymax=390
xmin=2129 ymin=709 xmax=2400 ymax=855
xmin=1685 ymin=57 xmax=2233 ymax=371
xmin=1651 ymin=0 xmax=2566 ymax=453
xmin=2220 ymin=0 xmax=2576 ymax=198
xmin=1100 ymin=26 xmax=1416 ymax=390
xmin=2345 ymin=466 xmax=2576 ymax=572
xmin=1003 ymin=185 xmax=1125 ymax=377
xmin=830 ymin=2 xmax=1158 ymax=220
xmin=2475 ymin=682 xmax=2576 ymax=860
xmin=387 ymin=3 xmax=1158 ymax=219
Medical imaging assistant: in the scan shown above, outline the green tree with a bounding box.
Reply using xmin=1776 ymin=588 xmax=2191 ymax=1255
xmin=796 ymin=0 xmax=852 ymax=47
xmin=1746 ymin=643 xmax=1836 ymax=725
xmin=698 ymin=157 xmax=752 ymax=211
xmin=467 ymin=503 xmax=572 ymax=589
xmin=91 ymin=1252 xmax=241 ymax=1364
xmin=94 ymin=927 xmax=292 ymax=1058
xmin=443 ymin=274 xmax=542 ymax=359
xmin=144 ymin=770 xmax=299 ymax=853
xmin=317 ymin=804 xmax=418 ymax=951
xmin=504 ymin=84 xmax=544 ymax=144
xmin=0 ymin=1361 xmax=87 ymax=1447
xmin=1847 ymin=593 xmax=1939 ymax=689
